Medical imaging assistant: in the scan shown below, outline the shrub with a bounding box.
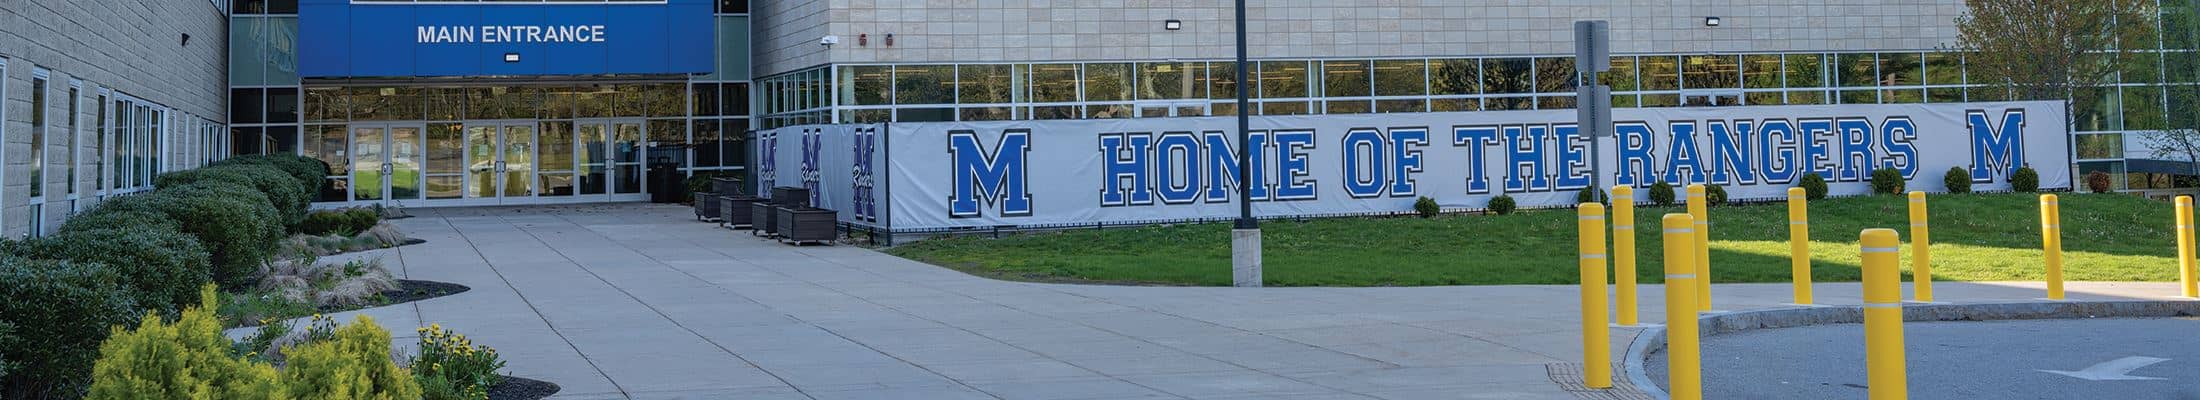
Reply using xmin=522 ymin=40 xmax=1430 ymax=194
xmin=1870 ymin=167 xmax=1906 ymax=195
xmin=13 ymin=226 xmax=212 ymax=317
xmin=281 ymin=315 xmax=422 ymax=400
xmin=87 ymin=287 xmax=286 ymax=400
xmin=2086 ymin=171 xmax=2114 ymax=193
xmin=214 ymin=154 xmax=332 ymax=196
xmin=1413 ymin=197 xmax=1440 ymax=218
xmin=1799 ymin=173 xmax=1830 ymax=200
xmin=1487 ymin=195 xmax=1518 ymax=215
xmin=1704 ymin=184 xmax=1728 ymax=206
xmin=157 ymin=165 xmax=311 ymax=229
xmin=132 ymin=182 xmax=285 ymax=289
xmin=1576 ymin=187 xmax=1606 ymax=205
xmin=413 ymin=324 xmax=505 ymax=400
xmin=1943 ymin=167 xmax=1973 ymax=194
xmin=0 ymin=320 xmax=14 ymax=381
xmin=58 ymin=206 xmax=179 ymax=235
xmin=301 ymin=208 xmax=382 ymax=237
xmin=2013 ymin=166 xmax=2041 ymax=192
xmin=1648 ymin=181 xmax=1677 ymax=207
xmin=0 ymin=256 xmax=139 ymax=398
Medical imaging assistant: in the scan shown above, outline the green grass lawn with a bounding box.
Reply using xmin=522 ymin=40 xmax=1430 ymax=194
xmin=885 ymin=192 xmax=2190 ymax=287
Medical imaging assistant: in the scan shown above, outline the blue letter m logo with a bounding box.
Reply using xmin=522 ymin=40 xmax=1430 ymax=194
xmin=950 ymin=129 xmax=1033 ymax=218
xmin=1968 ymin=109 xmax=2026 ymax=183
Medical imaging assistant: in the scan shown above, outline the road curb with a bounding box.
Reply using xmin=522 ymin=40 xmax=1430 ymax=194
xmin=1620 ymin=299 xmax=2200 ymax=399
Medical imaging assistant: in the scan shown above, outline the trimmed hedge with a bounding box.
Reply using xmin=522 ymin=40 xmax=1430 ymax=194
xmin=58 ymin=207 xmax=179 ymax=235
xmin=156 ymin=165 xmax=311 ymax=229
xmin=101 ymin=182 xmax=283 ymax=289
xmin=300 ymin=208 xmax=382 ymax=237
xmin=2013 ymin=167 xmax=2041 ymax=192
xmin=0 ymin=256 xmax=140 ymax=399
xmin=1870 ymin=167 xmax=1906 ymax=195
xmin=213 ymin=154 xmax=332 ymax=196
xmin=1648 ymin=181 xmax=1677 ymax=207
xmin=12 ymin=226 xmax=212 ymax=317
xmin=1799 ymin=173 xmax=1830 ymax=200
xmin=1943 ymin=167 xmax=1973 ymax=194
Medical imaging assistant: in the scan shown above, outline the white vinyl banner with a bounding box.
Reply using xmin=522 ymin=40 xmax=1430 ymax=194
xmin=762 ymin=101 xmax=2070 ymax=232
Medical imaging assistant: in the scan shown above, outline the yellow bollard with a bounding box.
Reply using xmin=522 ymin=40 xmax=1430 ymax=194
xmin=2040 ymin=194 xmax=2064 ymax=300
xmin=1661 ymin=214 xmax=1703 ymax=400
xmin=1576 ymin=204 xmax=1612 ymax=389
xmin=1861 ymin=229 xmax=1910 ymax=400
xmin=1788 ymin=187 xmax=1812 ymax=305
xmin=1686 ymin=184 xmax=1711 ymax=311
xmin=2178 ymin=196 xmax=2196 ymax=298
xmin=1909 ymin=191 xmax=1932 ymax=302
xmin=1613 ymin=185 xmax=1639 ymax=326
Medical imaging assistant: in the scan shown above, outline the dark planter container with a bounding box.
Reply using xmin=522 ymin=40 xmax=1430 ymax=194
xmin=777 ymin=206 xmax=838 ymax=244
xmin=720 ymin=195 xmax=761 ymax=228
xmin=752 ymin=202 xmax=781 ymax=237
xmin=712 ymin=177 xmax=745 ymax=196
xmin=771 ymin=186 xmax=811 ymax=208
xmin=693 ymin=192 xmax=722 ymax=221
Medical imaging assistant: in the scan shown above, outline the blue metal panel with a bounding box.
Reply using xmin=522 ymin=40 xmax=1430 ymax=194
xmin=299 ymin=0 xmax=713 ymax=78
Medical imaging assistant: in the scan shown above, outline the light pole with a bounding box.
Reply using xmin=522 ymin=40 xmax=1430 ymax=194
xmin=1231 ymin=0 xmax=1262 ymax=288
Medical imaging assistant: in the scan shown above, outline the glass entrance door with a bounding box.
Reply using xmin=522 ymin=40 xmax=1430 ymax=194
xmin=575 ymin=119 xmax=649 ymax=201
xmin=460 ymin=121 xmax=543 ymax=204
xmin=348 ymin=123 xmax=425 ymax=207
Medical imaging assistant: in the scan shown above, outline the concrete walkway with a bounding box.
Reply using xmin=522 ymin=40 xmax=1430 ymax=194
xmin=321 ymin=203 xmax=2186 ymax=400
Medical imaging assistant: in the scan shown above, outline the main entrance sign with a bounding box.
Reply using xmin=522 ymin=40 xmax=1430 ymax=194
xmin=760 ymin=102 xmax=2073 ymax=232
xmin=299 ymin=0 xmax=712 ymax=78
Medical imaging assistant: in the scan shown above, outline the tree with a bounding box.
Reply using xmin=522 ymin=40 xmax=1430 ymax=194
xmin=1954 ymin=0 xmax=2158 ymax=102
xmin=2145 ymin=87 xmax=2200 ymax=178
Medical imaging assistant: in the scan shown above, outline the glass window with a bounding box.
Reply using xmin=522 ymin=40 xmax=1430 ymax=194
xmin=1743 ymin=55 xmax=1782 ymax=89
xmin=2077 ymin=161 xmax=2129 ymax=191
xmin=303 ymin=87 xmax=347 ymax=122
xmin=1602 ymin=56 xmax=1638 ymax=91
xmin=267 ymin=87 xmax=299 ymax=123
xmin=266 ymin=17 xmax=300 ymax=83
xmin=231 ymin=88 xmax=264 ymax=124
xmin=1376 ymin=99 xmax=1425 ymax=113
xmin=1258 ymin=61 xmax=1310 ymax=99
xmin=1431 ymin=59 xmax=1480 ymax=95
xmin=1483 ymin=58 xmax=1533 ymax=94
xmin=31 ymin=75 xmax=45 ymax=198
xmin=2073 ymin=88 xmax=2121 ymax=131
xmin=1925 ymin=53 xmax=1963 ymax=86
xmin=421 ymin=87 xmax=464 ymax=121
xmin=692 ymin=83 xmax=721 ymax=116
xmin=2125 ymin=87 xmax=2166 ymax=131
xmin=723 ymin=82 xmax=751 ymax=116
xmin=2075 ymin=133 xmax=2124 ymax=160
xmin=1432 ymin=98 xmax=1481 ymax=112
xmin=1030 ymin=64 xmax=1079 ymax=103
xmin=841 ymin=66 xmax=892 ymax=106
xmin=689 ymin=120 xmax=719 ymax=168
xmin=1083 ymin=63 xmax=1133 ymax=102
xmin=1785 ymin=54 xmax=1826 ymax=88
xmin=355 ymin=87 xmax=422 ymax=121
xmin=1373 ymin=60 xmax=1427 ymax=97
xmin=1321 ymin=60 xmax=1371 ymax=98
xmin=2172 ymin=86 xmax=2200 ymax=129
xmin=1640 ymin=56 xmax=1680 ymax=91
xmin=1207 ymin=62 xmax=1240 ymax=100
xmin=1682 ymin=55 xmax=1738 ymax=90
xmin=716 ymin=0 xmax=748 ymax=14
xmin=1879 ymin=52 xmax=1922 ymax=86
xmin=1838 ymin=53 xmax=1877 ymax=87
xmin=1140 ymin=62 xmax=1205 ymax=100
xmin=1534 ymin=57 xmax=1576 ymax=94
xmin=1260 ymin=101 xmax=1310 ymax=115
xmin=231 ymin=126 xmax=264 ymax=156
xmin=264 ymin=125 xmax=298 ymax=154
xmin=2123 ymin=52 xmax=2163 ymax=84
xmin=230 ymin=17 xmax=267 ymax=86
xmin=958 ymin=64 xmax=1016 ymax=104
xmin=894 ymin=65 xmax=955 ymax=105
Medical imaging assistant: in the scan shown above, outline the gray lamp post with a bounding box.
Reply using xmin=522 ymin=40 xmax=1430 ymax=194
xmin=1231 ymin=0 xmax=1262 ymax=288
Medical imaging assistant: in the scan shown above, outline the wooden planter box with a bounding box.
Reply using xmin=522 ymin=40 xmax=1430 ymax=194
xmin=720 ymin=195 xmax=761 ymax=229
xmin=711 ymin=177 xmax=745 ymax=196
xmin=777 ymin=206 xmax=838 ymax=244
xmin=693 ymin=192 xmax=722 ymax=221
xmin=752 ymin=202 xmax=781 ymax=237
xmin=771 ymin=186 xmax=811 ymax=208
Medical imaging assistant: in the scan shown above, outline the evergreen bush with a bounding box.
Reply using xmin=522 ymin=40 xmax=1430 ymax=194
xmin=0 ymin=256 xmax=139 ymax=399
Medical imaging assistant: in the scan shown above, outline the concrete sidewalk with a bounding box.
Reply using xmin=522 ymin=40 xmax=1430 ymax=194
xmin=320 ymin=203 xmax=2185 ymax=400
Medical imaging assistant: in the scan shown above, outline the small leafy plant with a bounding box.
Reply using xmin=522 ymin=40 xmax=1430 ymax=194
xmin=1943 ymin=167 xmax=1973 ymax=194
xmin=1648 ymin=181 xmax=1677 ymax=207
xmin=1870 ymin=167 xmax=1906 ymax=195
xmin=1413 ymin=196 xmax=1440 ymax=218
xmin=1704 ymin=184 xmax=1729 ymax=206
xmin=1799 ymin=173 xmax=1830 ymax=200
xmin=413 ymin=324 xmax=506 ymax=400
xmin=2013 ymin=166 xmax=2041 ymax=192
xmin=2086 ymin=171 xmax=2114 ymax=193
xmin=1487 ymin=195 xmax=1518 ymax=215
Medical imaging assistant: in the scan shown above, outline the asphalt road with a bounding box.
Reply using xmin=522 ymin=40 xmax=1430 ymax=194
xmin=1647 ymin=317 xmax=2200 ymax=399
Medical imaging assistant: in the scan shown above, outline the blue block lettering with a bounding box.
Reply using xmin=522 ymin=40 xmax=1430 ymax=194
xmin=948 ymin=129 xmax=1033 ymax=218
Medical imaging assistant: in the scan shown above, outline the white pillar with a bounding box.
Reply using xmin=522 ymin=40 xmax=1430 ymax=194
xmin=1232 ymin=228 xmax=1262 ymax=287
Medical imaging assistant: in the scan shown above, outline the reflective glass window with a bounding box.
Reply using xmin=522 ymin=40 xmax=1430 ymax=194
xmin=1482 ymin=58 xmax=1533 ymax=94
xmin=1322 ymin=60 xmax=1371 ymax=98
xmin=958 ymin=64 xmax=1016 ymax=104
xmin=1083 ymin=63 xmax=1133 ymax=102
xmin=1258 ymin=61 xmax=1310 ymax=99
xmin=1374 ymin=59 xmax=1427 ymax=96
xmin=1140 ymin=62 xmax=1205 ymax=100
xmin=894 ymin=65 xmax=954 ymax=105
xmin=1430 ymin=59 xmax=1479 ymax=95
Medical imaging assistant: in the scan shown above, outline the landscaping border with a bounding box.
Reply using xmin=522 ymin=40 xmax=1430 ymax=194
xmin=1621 ymin=299 xmax=2200 ymax=399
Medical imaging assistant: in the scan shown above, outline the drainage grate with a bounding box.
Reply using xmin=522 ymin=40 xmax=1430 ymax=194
xmin=1547 ymin=363 xmax=1659 ymax=400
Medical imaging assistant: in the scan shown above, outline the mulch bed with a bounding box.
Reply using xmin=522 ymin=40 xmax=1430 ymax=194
xmin=376 ymin=280 xmax=470 ymax=306
xmin=489 ymin=376 xmax=560 ymax=400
